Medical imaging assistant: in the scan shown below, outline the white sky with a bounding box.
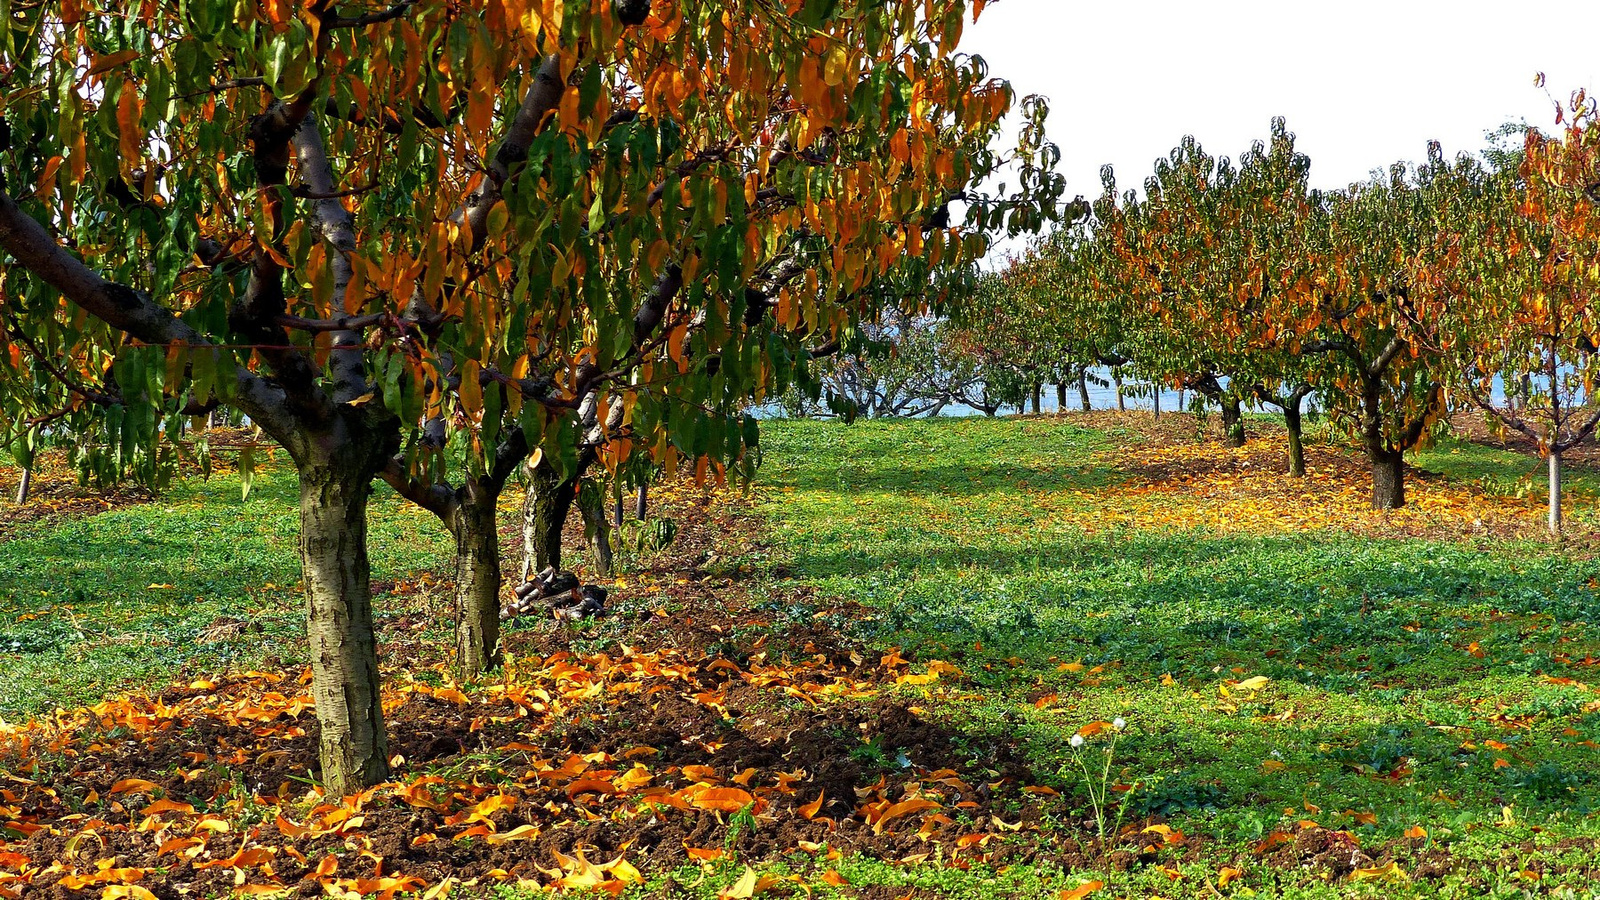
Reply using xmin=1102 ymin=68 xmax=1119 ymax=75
xmin=964 ymin=0 xmax=1600 ymax=202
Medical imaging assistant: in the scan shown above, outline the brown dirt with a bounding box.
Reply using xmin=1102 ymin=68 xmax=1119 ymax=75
xmin=0 ymin=455 xmax=154 ymax=542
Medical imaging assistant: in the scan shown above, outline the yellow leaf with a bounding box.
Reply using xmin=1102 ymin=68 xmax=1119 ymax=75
xmin=718 ymin=866 xmax=780 ymax=899
xmin=485 ymin=824 xmax=540 ymax=844
xmin=822 ymin=46 xmax=848 ymax=87
xmin=102 ymin=888 xmax=159 ymax=900
xmin=1350 ymin=861 xmax=1409 ymax=883
xmin=1217 ymin=866 xmax=1243 ymax=888
xmin=1235 ymin=676 xmax=1271 ymax=691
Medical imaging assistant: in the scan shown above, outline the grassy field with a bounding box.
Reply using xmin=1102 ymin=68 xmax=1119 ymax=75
xmin=3 ymin=413 xmax=1600 ymax=898
xmin=749 ymin=415 xmax=1600 ymax=897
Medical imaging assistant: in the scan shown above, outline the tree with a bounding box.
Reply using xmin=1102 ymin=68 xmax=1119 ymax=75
xmin=0 ymin=0 xmax=1061 ymax=790
xmin=1285 ymin=148 xmax=1482 ymax=508
xmin=1451 ymin=92 xmax=1600 ymax=533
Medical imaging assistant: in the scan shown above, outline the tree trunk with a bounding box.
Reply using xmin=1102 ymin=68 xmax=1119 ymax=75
xmin=635 ymin=482 xmax=648 ymax=521
xmin=578 ymin=478 xmax=614 ymax=577
xmin=298 ymin=461 xmax=388 ymax=796
xmin=1055 ymin=381 xmax=1067 ymax=414
xmin=1371 ymin=450 xmax=1405 ymax=510
xmin=1284 ymin=402 xmax=1306 ymax=477
xmin=1078 ymin=372 xmax=1091 ymax=412
xmin=1549 ymin=450 xmax=1562 ymax=535
xmin=614 ymin=489 xmax=625 ymax=529
xmin=1152 ymin=386 xmax=1161 ymax=418
xmin=451 ymin=485 xmax=501 ymax=679
xmin=1113 ymin=371 xmax=1125 ymax=411
xmin=1029 ymin=383 xmax=1041 ymax=415
xmin=1220 ymin=396 xmax=1246 ymax=447
xmin=14 ymin=468 xmax=29 ymax=504
xmin=520 ymin=459 xmax=560 ymax=582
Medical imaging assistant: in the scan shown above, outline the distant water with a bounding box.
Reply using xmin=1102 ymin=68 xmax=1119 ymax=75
xmin=760 ymin=368 xmax=1522 ymax=419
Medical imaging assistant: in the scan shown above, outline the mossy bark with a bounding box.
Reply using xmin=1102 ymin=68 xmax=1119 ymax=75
xmin=298 ymin=460 xmax=387 ymax=796
xmin=451 ymin=485 xmax=501 ymax=678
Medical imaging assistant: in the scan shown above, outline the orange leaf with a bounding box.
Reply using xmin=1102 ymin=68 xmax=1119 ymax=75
xmin=871 ymin=797 xmax=940 ymax=834
xmin=690 ymin=787 xmax=754 ymax=813
xmin=1060 ymin=880 xmax=1103 ymax=900
xmin=87 ymin=49 xmax=141 ymax=77
xmin=565 ymin=779 xmax=617 ymax=799
xmin=798 ymin=791 xmax=825 ymax=820
xmin=109 ymin=779 xmax=160 ymax=795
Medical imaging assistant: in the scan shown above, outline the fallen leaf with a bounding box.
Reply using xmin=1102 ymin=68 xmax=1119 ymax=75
xmin=1350 ymin=861 xmax=1409 ymax=883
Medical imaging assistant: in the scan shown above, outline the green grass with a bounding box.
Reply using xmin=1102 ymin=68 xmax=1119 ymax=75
xmin=0 ymin=465 xmax=451 ymax=716
xmin=747 ymin=416 xmax=1600 ymax=897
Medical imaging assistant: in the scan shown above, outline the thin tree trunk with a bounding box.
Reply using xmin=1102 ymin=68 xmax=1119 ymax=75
xmin=1284 ymin=402 xmax=1306 ymax=477
xmin=1177 ymin=388 xmax=1186 ymax=410
xmin=14 ymin=468 xmax=29 ymax=504
xmin=1055 ymin=381 xmax=1067 ymax=413
xmin=299 ymin=461 xmax=387 ymax=796
xmin=451 ymin=484 xmax=501 ymax=678
xmin=520 ymin=459 xmax=560 ymax=582
xmin=1371 ymin=450 xmax=1405 ymax=510
xmin=1152 ymin=386 xmax=1161 ymax=418
xmin=614 ymin=489 xmax=625 ymax=529
xmin=1078 ymin=372 xmax=1091 ymax=412
xmin=1549 ymin=450 xmax=1562 ymax=535
xmin=543 ymin=475 xmax=580 ymax=571
xmin=635 ymin=482 xmax=648 ymax=521
xmin=1113 ymin=370 xmax=1125 ymax=411
xmin=578 ymin=478 xmax=614 ymax=576
xmin=1029 ymin=383 xmax=1041 ymax=415
xmin=1220 ymin=396 xmax=1246 ymax=447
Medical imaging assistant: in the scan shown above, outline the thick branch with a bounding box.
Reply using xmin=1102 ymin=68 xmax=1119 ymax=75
xmin=292 ymin=114 xmax=369 ymax=404
xmin=0 ymin=189 xmax=297 ymax=435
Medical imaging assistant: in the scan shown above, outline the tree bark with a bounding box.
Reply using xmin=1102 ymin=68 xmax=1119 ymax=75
xmin=14 ymin=468 xmax=29 ymax=504
xmin=1152 ymin=386 xmax=1161 ymax=418
xmin=298 ymin=460 xmax=388 ymax=797
xmin=1029 ymin=383 xmax=1041 ymax=415
xmin=1370 ymin=450 xmax=1405 ymax=510
xmin=451 ymin=485 xmax=501 ymax=678
xmin=635 ymin=482 xmax=648 ymax=521
xmin=1112 ymin=370 xmax=1125 ymax=412
xmin=1055 ymin=381 xmax=1067 ymax=414
xmin=1220 ymin=396 xmax=1246 ymax=447
xmin=1284 ymin=402 xmax=1306 ymax=478
xmin=1549 ymin=450 xmax=1562 ymax=535
xmin=1078 ymin=372 xmax=1091 ymax=412
xmin=520 ymin=459 xmax=560 ymax=582
xmin=578 ymin=479 xmax=614 ymax=576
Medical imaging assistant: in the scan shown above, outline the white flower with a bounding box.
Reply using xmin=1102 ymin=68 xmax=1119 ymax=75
xmin=1113 ymin=717 xmax=1126 ymax=731
xmin=1070 ymin=734 xmax=1085 ymax=748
